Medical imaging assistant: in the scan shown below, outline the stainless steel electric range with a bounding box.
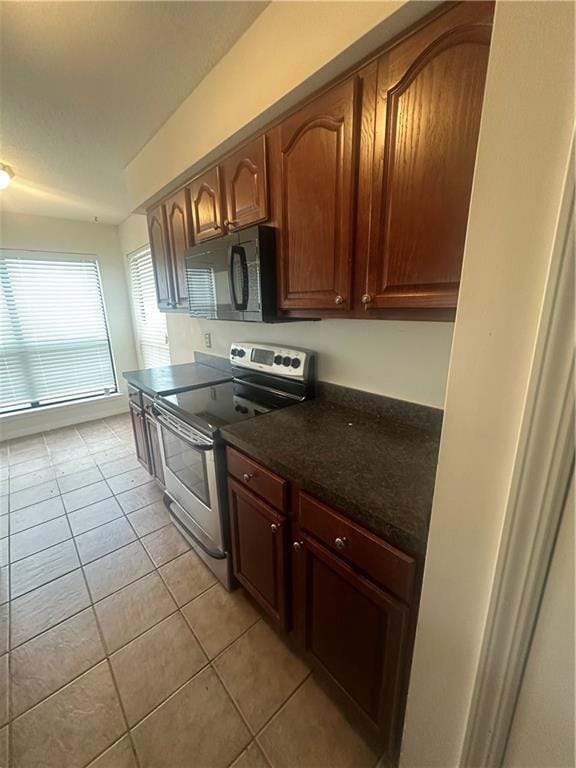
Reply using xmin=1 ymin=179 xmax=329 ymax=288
xmin=154 ymin=342 xmax=316 ymax=588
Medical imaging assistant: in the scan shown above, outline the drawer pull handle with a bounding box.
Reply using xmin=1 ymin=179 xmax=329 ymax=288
xmin=361 ymin=294 xmax=373 ymax=304
xmin=270 ymin=523 xmax=279 ymax=533
xmin=242 ymin=472 xmax=254 ymax=482
xmin=293 ymin=541 xmax=303 ymax=552
xmin=334 ymin=536 xmax=348 ymax=550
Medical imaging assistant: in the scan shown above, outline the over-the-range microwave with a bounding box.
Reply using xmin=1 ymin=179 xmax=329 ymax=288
xmin=185 ymin=225 xmax=280 ymax=323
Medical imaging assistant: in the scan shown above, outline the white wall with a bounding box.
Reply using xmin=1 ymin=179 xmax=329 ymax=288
xmin=0 ymin=212 xmax=138 ymax=439
xmin=503 ymin=474 xmax=574 ymax=768
xmin=118 ymin=213 xmax=148 ymax=258
xmin=167 ymin=314 xmax=453 ymax=408
xmin=401 ymin=2 xmax=575 ymax=766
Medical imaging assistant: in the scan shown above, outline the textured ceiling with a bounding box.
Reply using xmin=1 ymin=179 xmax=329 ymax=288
xmin=0 ymin=1 xmax=267 ymax=223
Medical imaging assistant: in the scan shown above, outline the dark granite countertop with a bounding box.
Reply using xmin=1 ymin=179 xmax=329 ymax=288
xmin=221 ymin=385 xmax=442 ymax=557
xmin=123 ymin=360 xmax=232 ymax=398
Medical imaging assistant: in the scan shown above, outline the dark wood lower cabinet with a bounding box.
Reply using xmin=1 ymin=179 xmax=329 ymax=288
xmin=226 ymin=448 xmax=418 ymax=756
xmin=145 ymin=412 xmax=165 ymax=487
xmin=293 ymin=534 xmax=408 ymax=751
xmin=229 ymin=478 xmax=288 ymax=629
xmin=129 ymin=402 xmax=151 ymax=474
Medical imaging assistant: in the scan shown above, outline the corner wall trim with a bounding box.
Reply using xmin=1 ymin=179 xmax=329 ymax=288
xmin=461 ymin=133 xmax=575 ymax=767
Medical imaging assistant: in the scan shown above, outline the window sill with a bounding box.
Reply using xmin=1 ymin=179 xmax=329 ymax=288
xmin=0 ymin=391 xmax=126 ymax=420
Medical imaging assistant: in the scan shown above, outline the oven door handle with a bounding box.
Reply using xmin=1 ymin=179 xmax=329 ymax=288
xmin=156 ymin=412 xmax=213 ymax=451
xmin=163 ymin=494 xmax=227 ymax=560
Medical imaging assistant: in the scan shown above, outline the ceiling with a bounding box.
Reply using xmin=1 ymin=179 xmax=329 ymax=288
xmin=0 ymin=1 xmax=267 ymax=224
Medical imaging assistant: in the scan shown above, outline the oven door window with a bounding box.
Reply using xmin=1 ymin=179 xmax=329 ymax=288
xmin=161 ymin=425 xmax=210 ymax=507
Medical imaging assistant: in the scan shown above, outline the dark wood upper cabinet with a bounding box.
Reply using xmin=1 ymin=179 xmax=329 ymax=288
xmin=275 ymin=77 xmax=359 ymax=311
xmin=189 ymin=166 xmax=224 ymax=243
xmin=362 ymin=1 xmax=494 ymax=311
xmin=164 ymin=188 xmax=193 ymax=309
xmin=293 ymin=533 xmax=408 ymax=751
xmin=229 ymin=478 xmax=289 ymax=629
xmin=147 ymin=204 xmax=174 ymax=310
xmin=221 ymin=136 xmax=268 ymax=232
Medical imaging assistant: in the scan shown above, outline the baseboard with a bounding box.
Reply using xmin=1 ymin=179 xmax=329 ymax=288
xmin=0 ymin=393 xmax=129 ymax=441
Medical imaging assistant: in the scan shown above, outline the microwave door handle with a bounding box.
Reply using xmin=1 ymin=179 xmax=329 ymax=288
xmin=229 ymin=244 xmax=249 ymax=311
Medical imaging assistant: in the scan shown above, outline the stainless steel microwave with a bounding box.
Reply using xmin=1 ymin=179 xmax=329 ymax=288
xmin=185 ymin=225 xmax=278 ymax=322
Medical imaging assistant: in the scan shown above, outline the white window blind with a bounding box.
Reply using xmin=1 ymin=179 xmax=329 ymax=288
xmin=128 ymin=248 xmax=170 ymax=368
xmin=0 ymin=252 xmax=117 ymax=414
xmin=187 ymin=263 xmax=217 ymax=319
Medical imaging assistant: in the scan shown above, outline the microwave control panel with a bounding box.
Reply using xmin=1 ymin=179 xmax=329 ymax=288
xmin=230 ymin=342 xmax=314 ymax=381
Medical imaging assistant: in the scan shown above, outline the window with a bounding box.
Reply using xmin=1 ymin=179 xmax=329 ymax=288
xmin=0 ymin=252 xmax=117 ymax=414
xmin=128 ymin=248 xmax=170 ymax=367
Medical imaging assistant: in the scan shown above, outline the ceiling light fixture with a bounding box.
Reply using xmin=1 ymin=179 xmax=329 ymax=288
xmin=0 ymin=163 xmax=15 ymax=190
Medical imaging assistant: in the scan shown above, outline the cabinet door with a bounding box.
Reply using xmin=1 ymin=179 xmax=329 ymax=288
xmin=293 ymin=534 xmax=408 ymax=749
xmin=276 ymin=78 xmax=358 ymax=311
xmin=189 ymin=166 xmax=224 ymax=243
xmin=229 ymin=478 xmax=288 ymax=629
xmin=164 ymin=189 xmax=192 ymax=309
xmin=145 ymin=413 xmax=165 ymax=487
xmin=147 ymin=204 xmax=174 ymax=311
xmin=363 ymin=2 xmax=494 ymax=311
xmin=129 ymin=403 xmax=151 ymax=474
xmin=221 ymin=136 xmax=268 ymax=232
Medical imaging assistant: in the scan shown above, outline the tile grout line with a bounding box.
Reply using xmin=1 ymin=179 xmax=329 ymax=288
xmin=65 ymin=490 xmax=144 ymax=768
xmin=8 ymin=516 xmax=178 ymax=652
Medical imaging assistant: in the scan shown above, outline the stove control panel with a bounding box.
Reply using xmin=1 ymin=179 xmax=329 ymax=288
xmin=230 ymin=342 xmax=314 ymax=381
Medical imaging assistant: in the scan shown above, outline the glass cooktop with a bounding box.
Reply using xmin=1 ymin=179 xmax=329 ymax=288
xmin=157 ymin=379 xmax=299 ymax=436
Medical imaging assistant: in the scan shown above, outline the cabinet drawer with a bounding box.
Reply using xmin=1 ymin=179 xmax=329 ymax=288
xmin=142 ymin=393 xmax=155 ymax=414
xmin=298 ymin=492 xmax=416 ymax=603
xmin=226 ymin=447 xmax=286 ymax=512
xmin=127 ymin=385 xmax=142 ymax=409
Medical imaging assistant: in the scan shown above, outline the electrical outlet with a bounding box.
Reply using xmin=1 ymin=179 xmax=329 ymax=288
xmin=204 ymin=333 xmax=212 ymax=349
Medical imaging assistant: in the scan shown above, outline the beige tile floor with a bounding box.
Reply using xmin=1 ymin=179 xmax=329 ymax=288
xmin=0 ymin=415 xmax=383 ymax=768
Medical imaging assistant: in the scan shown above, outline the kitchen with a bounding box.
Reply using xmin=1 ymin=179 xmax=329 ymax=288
xmin=0 ymin=2 xmax=574 ymax=768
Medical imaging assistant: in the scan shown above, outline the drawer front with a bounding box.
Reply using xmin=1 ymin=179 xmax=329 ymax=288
xmin=142 ymin=393 xmax=155 ymax=414
xmin=226 ymin=447 xmax=287 ymax=512
xmin=298 ymin=492 xmax=416 ymax=603
xmin=127 ymin=384 xmax=142 ymax=408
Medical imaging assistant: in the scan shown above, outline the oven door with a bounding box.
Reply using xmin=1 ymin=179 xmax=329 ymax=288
xmin=156 ymin=409 xmax=224 ymax=553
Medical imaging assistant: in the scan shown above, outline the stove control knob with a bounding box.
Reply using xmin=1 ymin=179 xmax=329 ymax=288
xmin=231 ymin=348 xmax=238 ymax=356
xmin=274 ymin=355 xmax=282 ymax=365
xmin=291 ymin=358 xmax=301 ymax=369
xmin=237 ymin=349 xmax=246 ymax=358
xmin=282 ymin=356 xmax=291 ymax=367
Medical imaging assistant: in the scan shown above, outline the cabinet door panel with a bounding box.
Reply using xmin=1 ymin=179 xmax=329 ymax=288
xmin=222 ymin=136 xmax=268 ymax=231
xmin=294 ymin=535 xmax=407 ymax=748
xmin=189 ymin=167 xmax=224 ymax=243
xmin=164 ymin=189 xmax=192 ymax=309
xmin=364 ymin=2 xmax=493 ymax=310
xmin=145 ymin=413 xmax=165 ymax=487
xmin=147 ymin=205 xmax=173 ymax=310
xmin=129 ymin=403 xmax=151 ymax=474
xmin=229 ymin=478 xmax=288 ymax=629
xmin=277 ymin=78 xmax=358 ymax=311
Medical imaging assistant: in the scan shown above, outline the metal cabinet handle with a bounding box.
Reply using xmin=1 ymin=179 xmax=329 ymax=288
xmin=270 ymin=523 xmax=279 ymax=533
xmin=334 ymin=294 xmax=344 ymax=305
xmin=242 ymin=472 xmax=254 ymax=482
xmin=293 ymin=541 xmax=303 ymax=552
xmin=224 ymin=218 xmax=237 ymax=228
xmin=334 ymin=536 xmax=348 ymax=550
xmin=361 ymin=294 xmax=373 ymax=304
